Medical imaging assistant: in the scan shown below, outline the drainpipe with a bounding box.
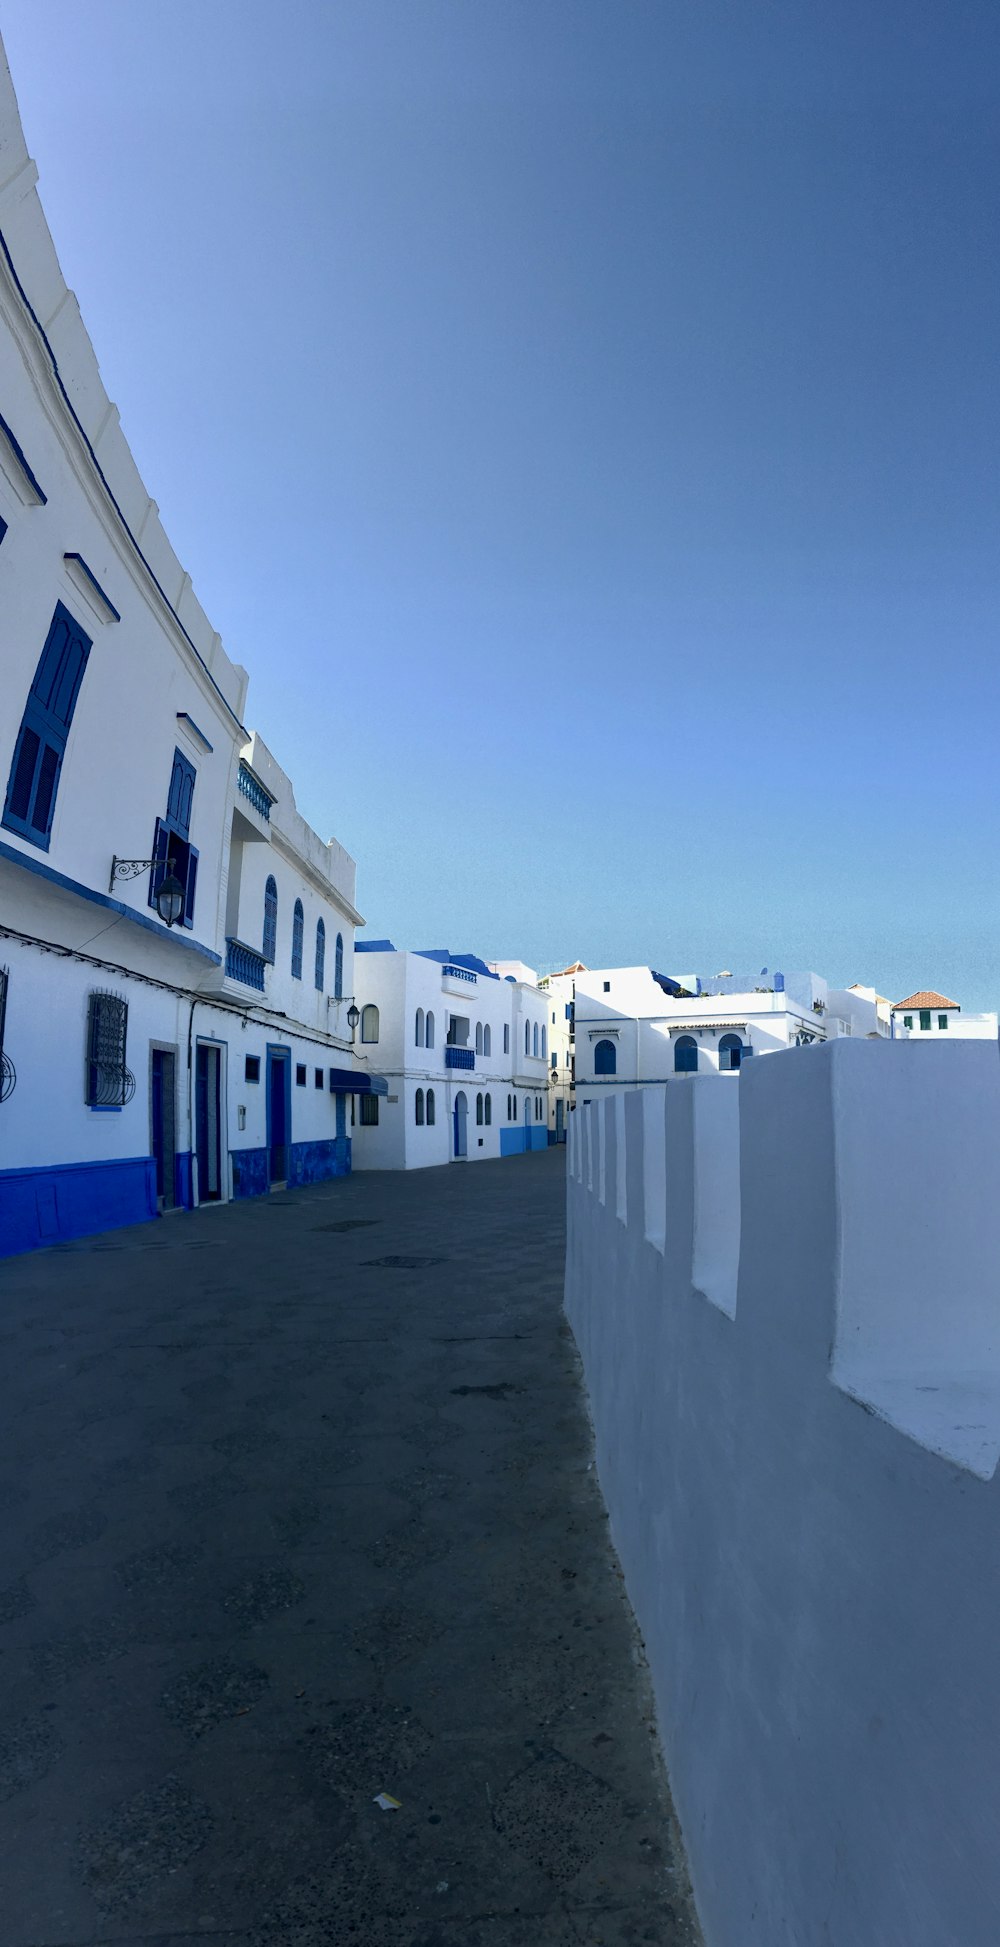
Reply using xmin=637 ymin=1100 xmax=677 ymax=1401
xmin=187 ymin=996 xmax=197 ymax=1205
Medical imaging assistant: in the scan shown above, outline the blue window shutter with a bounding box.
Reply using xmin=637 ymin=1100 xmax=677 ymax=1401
xmin=183 ymin=845 xmax=198 ymax=928
xmin=334 ymin=932 xmax=344 ymax=998
xmin=0 ymin=516 xmax=7 ymax=547
xmin=147 ymin=819 xmax=172 ymax=909
xmin=166 ymin=748 xmax=196 ymax=836
xmin=3 ymin=603 xmax=92 ymax=846
xmin=263 ymin=876 xmax=277 ymax=962
xmin=292 ymin=900 xmax=304 ymax=979
xmin=315 ymin=918 xmax=325 ymax=991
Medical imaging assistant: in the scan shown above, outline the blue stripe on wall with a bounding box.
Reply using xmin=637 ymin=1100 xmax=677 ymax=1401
xmin=0 ymin=1155 xmax=157 ymax=1257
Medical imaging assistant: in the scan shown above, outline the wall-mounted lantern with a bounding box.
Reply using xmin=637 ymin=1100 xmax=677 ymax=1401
xmin=109 ymin=856 xmax=185 ymax=927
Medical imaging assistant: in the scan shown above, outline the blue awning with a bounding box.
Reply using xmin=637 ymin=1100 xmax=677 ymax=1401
xmin=328 ymin=1067 xmax=388 ymax=1095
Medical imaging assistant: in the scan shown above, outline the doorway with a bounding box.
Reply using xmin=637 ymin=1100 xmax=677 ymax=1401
xmin=151 ymin=1047 xmax=177 ymax=1209
xmin=555 ymin=1097 xmax=564 ymax=1143
xmin=453 ymin=1090 xmax=468 ymax=1159
xmin=195 ymin=1042 xmax=222 ymax=1202
xmin=267 ymin=1047 xmax=291 ymax=1187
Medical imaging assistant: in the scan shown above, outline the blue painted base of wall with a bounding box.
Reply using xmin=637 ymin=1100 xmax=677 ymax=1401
xmin=0 ymin=1156 xmax=157 ymax=1258
xmin=288 ymin=1137 xmax=351 ymax=1187
xmin=529 ymin=1126 xmax=548 ymax=1152
xmin=500 ymin=1127 xmax=550 ymax=1158
xmin=231 ymin=1147 xmax=269 ymax=1200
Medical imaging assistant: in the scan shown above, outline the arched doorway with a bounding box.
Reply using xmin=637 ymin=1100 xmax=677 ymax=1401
xmin=453 ymin=1090 xmax=468 ymax=1159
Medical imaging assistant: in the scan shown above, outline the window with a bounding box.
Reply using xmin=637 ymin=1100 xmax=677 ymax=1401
xmin=85 ymin=992 xmax=134 ymax=1107
xmin=334 ymin=932 xmax=344 ymax=998
xmin=503 ymin=1024 xmax=509 ymax=1055
xmin=149 ymin=747 xmax=199 ymax=929
xmin=938 ymin=1014 xmax=949 ymax=1030
xmin=245 ymin=1055 xmax=260 ymax=1083
xmin=919 ymin=1010 xmax=931 ymax=1031
xmin=415 ymin=1007 xmax=424 ymax=1047
xmin=315 ymin=919 xmax=326 ymax=992
xmin=551 ymin=1051 xmax=558 ymax=1069
xmin=533 ymin=1024 xmax=539 ymax=1058
xmin=415 ymin=1087 xmax=425 ymax=1125
xmin=360 ymin=1093 xmax=379 ymax=1125
xmin=507 ymin=1093 xmax=512 ymax=1120
xmin=603 ymin=980 xmax=611 ymax=993
xmin=296 ymin=1063 xmax=307 ymax=1086
xmin=485 ymin=1093 xmax=492 ymax=1125
xmin=315 ymin=1067 xmax=324 ymax=1089
xmin=674 ymin=1034 xmax=698 ymax=1073
xmin=552 ymin=1010 xmax=556 ymax=1024
xmin=425 ymin=1010 xmax=435 ymax=1049
xmin=3 ymin=601 xmax=92 ymax=848
xmin=361 ymin=1004 xmax=379 ymax=1043
xmin=0 ymin=516 xmax=6 ymax=548
xmin=541 ymin=1026 xmax=547 ymax=1059
xmin=426 ymin=1087 xmax=436 ymax=1125
xmin=475 ymin=1023 xmax=483 ymax=1056
xmin=719 ymin=1034 xmax=743 ymax=1072
xmin=594 ymin=1038 xmax=617 ymax=1075
xmin=263 ymin=876 xmax=277 ymax=962
xmin=525 ymin=1021 xmax=531 ymax=1056
xmin=903 ymin=1015 xmax=913 ymax=1029
xmin=476 ymin=1092 xmax=484 ymax=1125
xmin=512 ymin=1094 xmax=517 ymax=1118
xmin=292 ymin=900 xmax=304 ymax=979
xmin=483 ymin=1025 xmax=491 ymax=1057
xmin=0 ymin=965 xmax=12 ymax=1104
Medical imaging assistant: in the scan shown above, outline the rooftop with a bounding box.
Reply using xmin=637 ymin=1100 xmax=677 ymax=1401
xmin=893 ymin=991 xmax=960 ymax=1011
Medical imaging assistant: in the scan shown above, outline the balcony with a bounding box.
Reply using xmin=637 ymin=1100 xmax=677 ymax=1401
xmin=445 ymin=1046 xmax=475 ymax=1070
xmin=233 ymin=761 xmax=275 ymax=843
xmin=225 ymin=937 xmax=266 ymax=991
xmin=237 ymin=761 xmax=274 ymax=820
xmin=442 ymin=962 xmax=477 ymax=998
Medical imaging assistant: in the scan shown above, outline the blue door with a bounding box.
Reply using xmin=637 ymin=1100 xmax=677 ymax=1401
xmin=267 ymin=1050 xmax=290 ymax=1186
xmin=555 ymin=1097 xmax=565 ymax=1143
xmin=453 ymin=1090 xmax=468 ymax=1158
xmin=151 ymin=1048 xmax=177 ymax=1207
xmin=195 ymin=1043 xmax=222 ymax=1202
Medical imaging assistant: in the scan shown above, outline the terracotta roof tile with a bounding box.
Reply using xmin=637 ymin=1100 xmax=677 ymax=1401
xmin=892 ymin=991 xmax=960 ymax=1011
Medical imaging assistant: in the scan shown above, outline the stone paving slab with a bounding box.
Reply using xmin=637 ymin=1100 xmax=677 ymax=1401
xmin=0 ymin=1150 xmax=700 ymax=1946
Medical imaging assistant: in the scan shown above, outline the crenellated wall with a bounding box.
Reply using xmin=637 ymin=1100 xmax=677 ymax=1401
xmin=565 ymin=1039 xmax=1000 ymax=1947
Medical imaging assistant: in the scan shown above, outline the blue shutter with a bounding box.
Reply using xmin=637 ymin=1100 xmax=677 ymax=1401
xmin=292 ymin=900 xmax=304 ymax=979
xmin=166 ymin=748 xmax=196 ymax=836
xmin=183 ymin=845 xmax=198 ymax=928
xmin=3 ymin=602 xmax=92 ymax=847
xmin=334 ymin=932 xmax=344 ymax=999
xmin=315 ymin=919 xmax=326 ymax=991
xmin=147 ymin=818 xmax=172 ymax=909
xmin=263 ymin=876 xmax=278 ymax=962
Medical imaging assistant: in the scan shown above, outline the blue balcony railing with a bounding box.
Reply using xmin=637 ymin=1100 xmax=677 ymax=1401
xmin=226 ymin=937 xmax=266 ymax=991
xmin=445 ymin=1045 xmax=475 ymax=1069
xmin=237 ymin=761 xmax=274 ymax=821
xmin=442 ymin=963 xmax=476 ymax=983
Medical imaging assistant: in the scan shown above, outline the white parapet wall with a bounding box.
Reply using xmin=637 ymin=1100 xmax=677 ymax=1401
xmin=565 ymin=1038 xmax=1000 ymax=1947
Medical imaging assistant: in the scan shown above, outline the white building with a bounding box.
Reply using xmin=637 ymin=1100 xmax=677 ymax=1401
xmin=349 ymin=945 xmax=551 ymax=1168
xmin=573 ymin=965 xmax=887 ymax=1098
xmin=891 ymin=990 xmax=999 ymax=1040
xmin=537 ymin=961 xmax=585 ymax=1141
xmin=0 ymin=40 xmax=379 ymax=1255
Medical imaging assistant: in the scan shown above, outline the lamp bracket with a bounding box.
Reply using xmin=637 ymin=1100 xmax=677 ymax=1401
xmin=109 ymin=854 xmax=175 ymax=892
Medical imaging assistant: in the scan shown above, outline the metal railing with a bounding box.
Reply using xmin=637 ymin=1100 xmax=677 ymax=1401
xmin=445 ymin=1045 xmax=475 ymax=1069
xmin=442 ymin=963 xmax=477 ymax=983
xmin=226 ymin=938 xmax=266 ymax=991
xmin=237 ymin=761 xmax=274 ymax=821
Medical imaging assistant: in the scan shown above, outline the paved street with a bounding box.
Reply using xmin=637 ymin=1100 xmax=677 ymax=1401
xmin=0 ymin=1148 xmax=699 ymax=1947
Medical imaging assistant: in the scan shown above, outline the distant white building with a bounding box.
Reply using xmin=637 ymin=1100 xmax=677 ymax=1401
xmin=891 ymin=991 xmax=999 ymax=1041
xmin=349 ymin=945 xmax=550 ymax=1168
xmin=0 ymin=44 xmax=378 ymax=1254
xmin=573 ymin=966 xmax=887 ymax=1097
xmin=538 ymin=961 xmax=585 ymax=1141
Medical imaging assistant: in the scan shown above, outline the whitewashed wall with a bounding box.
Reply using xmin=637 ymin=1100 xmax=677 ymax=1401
xmin=566 ymin=1039 xmax=1000 ymax=1947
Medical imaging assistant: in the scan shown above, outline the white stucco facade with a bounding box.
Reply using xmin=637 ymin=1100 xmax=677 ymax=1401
xmin=537 ymin=962 xmax=582 ymax=1141
xmin=349 ymin=946 xmax=551 ymax=1168
xmin=0 ymin=40 xmax=375 ymax=1253
xmin=573 ymin=965 xmax=887 ymax=1099
xmin=890 ymin=990 xmax=998 ymax=1040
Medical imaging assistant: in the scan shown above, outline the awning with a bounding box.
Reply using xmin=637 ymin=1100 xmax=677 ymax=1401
xmin=328 ymin=1067 xmax=388 ymax=1095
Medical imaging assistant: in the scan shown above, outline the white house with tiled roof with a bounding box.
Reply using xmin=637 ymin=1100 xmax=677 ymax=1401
xmin=891 ymin=991 xmax=998 ymax=1040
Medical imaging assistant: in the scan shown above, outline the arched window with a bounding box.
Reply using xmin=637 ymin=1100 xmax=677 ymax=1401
xmin=485 ymin=1093 xmax=492 ymax=1125
xmin=504 ymin=1024 xmax=510 ymax=1055
xmin=475 ymin=1022 xmax=483 ymax=1056
xmin=525 ymin=1021 xmax=531 ymax=1056
xmin=291 ymin=899 xmax=304 ymax=979
xmin=415 ymin=1007 xmax=424 ymax=1047
xmin=263 ymin=875 xmax=277 ymax=963
xmin=426 ymin=1010 xmax=435 ymax=1049
xmin=314 ymin=919 xmax=325 ymax=992
xmin=674 ymin=1034 xmax=698 ymax=1074
xmin=507 ymin=1093 xmax=512 ymax=1120
xmin=541 ymin=1026 xmax=547 ymax=1059
xmin=426 ymin=1087 xmax=436 ymax=1126
xmin=594 ymin=1038 xmax=617 ymax=1076
xmin=334 ymin=932 xmax=344 ymax=999
xmin=415 ymin=1088 xmax=424 ymax=1125
xmin=512 ymin=1094 xmax=517 ymax=1119
xmin=483 ymin=1025 xmax=491 ymax=1057
xmin=361 ymin=1004 xmax=379 ymax=1043
xmin=719 ymin=1033 xmax=744 ymax=1072
xmin=532 ymin=1023 xmax=539 ymax=1058
xmin=476 ymin=1092 xmax=483 ymax=1125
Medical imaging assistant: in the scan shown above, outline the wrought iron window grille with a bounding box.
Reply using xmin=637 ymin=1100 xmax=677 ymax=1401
xmin=86 ymin=990 xmax=135 ymax=1107
xmin=0 ymin=966 xmax=14 ymax=1103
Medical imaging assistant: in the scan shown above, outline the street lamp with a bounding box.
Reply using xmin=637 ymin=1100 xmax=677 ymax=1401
xmin=347 ymin=1003 xmax=360 ymax=1034
xmin=108 ymin=854 xmax=186 ymax=927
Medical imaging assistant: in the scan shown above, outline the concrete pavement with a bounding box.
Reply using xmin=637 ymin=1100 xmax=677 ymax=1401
xmin=0 ymin=1148 xmax=700 ymax=1946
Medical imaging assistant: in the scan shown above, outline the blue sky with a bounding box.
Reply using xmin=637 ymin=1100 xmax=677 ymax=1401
xmin=3 ymin=1 xmax=998 ymax=1004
